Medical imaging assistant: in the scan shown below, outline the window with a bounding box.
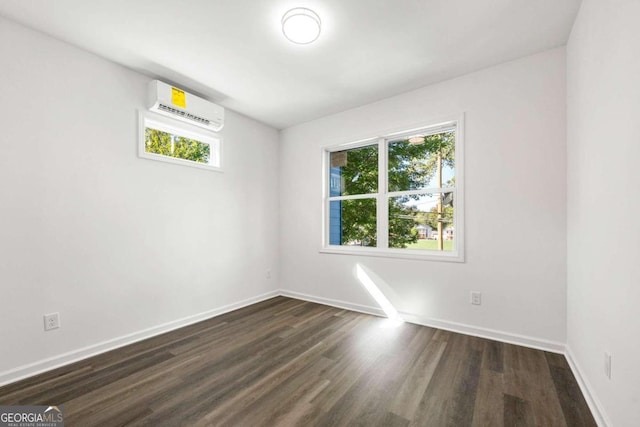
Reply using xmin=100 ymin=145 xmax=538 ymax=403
xmin=138 ymin=111 xmax=222 ymax=171
xmin=323 ymin=118 xmax=464 ymax=261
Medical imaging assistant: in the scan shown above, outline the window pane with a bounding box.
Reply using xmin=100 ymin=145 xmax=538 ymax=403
xmin=329 ymin=144 xmax=378 ymax=196
xmin=388 ymin=131 xmax=455 ymax=192
xmin=329 ymin=198 xmax=377 ymax=247
xmin=389 ymin=192 xmax=454 ymax=251
xmin=145 ymin=127 xmax=211 ymax=164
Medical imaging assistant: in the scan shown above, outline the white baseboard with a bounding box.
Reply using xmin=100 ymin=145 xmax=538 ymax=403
xmin=565 ymin=346 xmax=611 ymax=427
xmin=279 ymin=289 xmax=386 ymax=317
xmin=400 ymin=312 xmax=566 ymax=354
xmin=279 ymin=289 xmax=565 ymax=354
xmin=0 ymin=290 xmax=280 ymax=387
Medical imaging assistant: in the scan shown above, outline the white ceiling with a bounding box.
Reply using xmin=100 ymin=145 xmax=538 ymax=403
xmin=0 ymin=0 xmax=580 ymax=129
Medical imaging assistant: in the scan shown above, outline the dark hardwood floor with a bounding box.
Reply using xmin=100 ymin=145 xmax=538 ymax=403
xmin=0 ymin=297 xmax=596 ymax=426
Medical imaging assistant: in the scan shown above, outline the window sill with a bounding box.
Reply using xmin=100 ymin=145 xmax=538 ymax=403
xmin=319 ymin=246 xmax=464 ymax=263
xmin=139 ymin=152 xmax=223 ymax=172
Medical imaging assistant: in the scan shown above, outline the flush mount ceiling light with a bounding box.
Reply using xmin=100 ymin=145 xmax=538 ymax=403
xmin=282 ymin=8 xmax=321 ymax=44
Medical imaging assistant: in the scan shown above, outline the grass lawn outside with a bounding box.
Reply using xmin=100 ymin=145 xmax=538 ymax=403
xmin=405 ymin=239 xmax=454 ymax=251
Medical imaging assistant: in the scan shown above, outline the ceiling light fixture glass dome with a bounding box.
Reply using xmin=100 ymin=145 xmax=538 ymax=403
xmin=282 ymin=8 xmax=321 ymax=44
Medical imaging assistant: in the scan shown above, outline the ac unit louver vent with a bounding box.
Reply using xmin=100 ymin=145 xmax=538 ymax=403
xmin=147 ymin=80 xmax=224 ymax=132
xmin=158 ymin=104 xmax=211 ymax=126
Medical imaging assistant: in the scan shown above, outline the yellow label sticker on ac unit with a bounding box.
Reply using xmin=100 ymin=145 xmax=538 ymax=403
xmin=171 ymin=87 xmax=186 ymax=108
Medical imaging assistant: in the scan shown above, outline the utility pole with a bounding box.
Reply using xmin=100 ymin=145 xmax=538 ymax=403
xmin=436 ymin=148 xmax=443 ymax=251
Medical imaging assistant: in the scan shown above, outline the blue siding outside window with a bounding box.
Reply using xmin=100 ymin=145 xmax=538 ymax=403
xmin=329 ymin=167 xmax=342 ymax=245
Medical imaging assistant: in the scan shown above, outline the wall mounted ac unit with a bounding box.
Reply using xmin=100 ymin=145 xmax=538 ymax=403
xmin=147 ymin=80 xmax=224 ymax=132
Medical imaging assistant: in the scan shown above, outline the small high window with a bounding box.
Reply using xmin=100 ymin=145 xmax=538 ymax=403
xmin=138 ymin=111 xmax=222 ymax=171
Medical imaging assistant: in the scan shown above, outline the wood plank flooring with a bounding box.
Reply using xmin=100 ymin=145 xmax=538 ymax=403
xmin=0 ymin=297 xmax=596 ymax=426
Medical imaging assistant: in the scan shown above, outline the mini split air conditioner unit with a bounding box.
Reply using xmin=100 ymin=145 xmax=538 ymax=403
xmin=147 ymin=80 xmax=224 ymax=132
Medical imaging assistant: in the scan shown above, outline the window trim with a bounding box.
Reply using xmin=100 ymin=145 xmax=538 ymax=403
xmin=138 ymin=110 xmax=223 ymax=172
xmin=321 ymin=115 xmax=465 ymax=262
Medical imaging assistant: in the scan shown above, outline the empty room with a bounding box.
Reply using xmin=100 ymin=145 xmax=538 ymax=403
xmin=0 ymin=0 xmax=638 ymax=426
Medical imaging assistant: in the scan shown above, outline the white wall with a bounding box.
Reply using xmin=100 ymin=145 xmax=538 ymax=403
xmin=566 ymin=1 xmax=640 ymax=425
xmin=279 ymin=48 xmax=567 ymax=348
xmin=0 ymin=18 xmax=279 ymax=382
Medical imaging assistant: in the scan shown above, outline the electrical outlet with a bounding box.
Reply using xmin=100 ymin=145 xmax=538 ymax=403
xmin=44 ymin=313 xmax=60 ymax=331
xmin=471 ymin=292 xmax=482 ymax=305
xmin=266 ymin=268 xmax=272 ymax=279
xmin=604 ymin=352 xmax=612 ymax=379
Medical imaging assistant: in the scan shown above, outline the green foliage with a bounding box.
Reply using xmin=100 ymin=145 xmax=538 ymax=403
xmin=388 ymin=201 xmax=420 ymax=248
xmin=335 ymin=131 xmax=455 ymax=249
xmin=337 ymin=199 xmax=377 ymax=246
xmin=331 ymin=145 xmax=378 ymax=196
xmin=145 ymin=128 xmax=210 ymax=164
xmin=388 ymin=131 xmax=455 ymax=191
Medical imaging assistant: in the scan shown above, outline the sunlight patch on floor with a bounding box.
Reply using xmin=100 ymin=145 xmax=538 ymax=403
xmin=355 ymin=264 xmax=403 ymax=323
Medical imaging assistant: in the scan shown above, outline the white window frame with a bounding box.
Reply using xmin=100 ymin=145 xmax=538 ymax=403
xmin=138 ymin=110 xmax=223 ymax=172
xmin=321 ymin=115 xmax=465 ymax=262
